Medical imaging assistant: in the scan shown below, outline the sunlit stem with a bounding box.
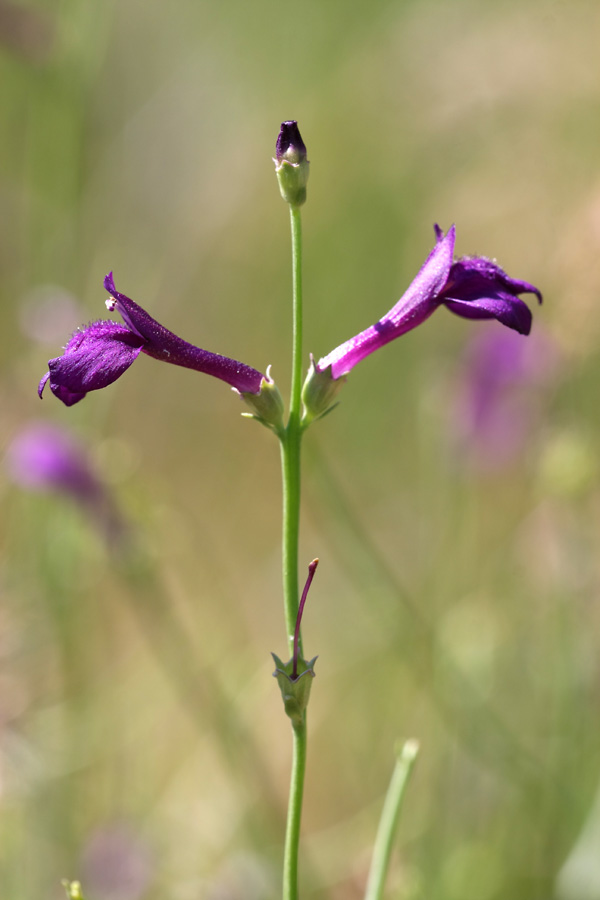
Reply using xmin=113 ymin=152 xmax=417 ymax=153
xmin=364 ymin=740 xmax=420 ymax=900
xmin=281 ymin=203 xmax=304 ymax=656
xmin=281 ymin=202 xmax=306 ymax=900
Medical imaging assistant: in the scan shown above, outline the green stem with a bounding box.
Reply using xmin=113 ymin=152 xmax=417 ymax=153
xmin=283 ymin=719 xmax=307 ymax=900
xmin=281 ymin=202 xmax=306 ymax=900
xmin=281 ymin=203 xmax=304 ymax=657
xmin=364 ymin=740 xmax=420 ymax=900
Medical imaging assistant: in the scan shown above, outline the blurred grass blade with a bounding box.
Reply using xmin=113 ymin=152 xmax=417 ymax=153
xmin=364 ymin=740 xmax=419 ymax=900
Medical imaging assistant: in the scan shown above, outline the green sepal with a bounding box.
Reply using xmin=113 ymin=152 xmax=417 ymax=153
xmin=62 ymin=882 xmax=85 ymax=900
xmin=272 ymin=653 xmax=317 ymax=725
xmin=301 ymin=357 xmax=346 ymax=428
xmin=239 ymin=368 xmax=285 ymax=436
xmin=275 ymin=157 xmax=310 ymax=207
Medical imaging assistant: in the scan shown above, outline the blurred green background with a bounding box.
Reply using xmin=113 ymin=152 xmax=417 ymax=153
xmin=2 ymin=0 xmax=600 ymax=897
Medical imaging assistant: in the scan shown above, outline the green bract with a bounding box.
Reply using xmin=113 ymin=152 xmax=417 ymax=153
xmin=272 ymin=653 xmax=317 ymax=726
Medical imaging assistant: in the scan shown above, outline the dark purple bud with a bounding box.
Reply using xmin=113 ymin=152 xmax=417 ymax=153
xmin=275 ymin=121 xmax=307 ymax=165
xmin=39 ymin=274 xmax=265 ymax=406
xmin=316 ymin=225 xmax=542 ymax=380
xmin=274 ymin=121 xmax=309 ymax=206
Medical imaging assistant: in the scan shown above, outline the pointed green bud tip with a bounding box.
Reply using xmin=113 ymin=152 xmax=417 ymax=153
xmin=301 ymin=356 xmax=345 ymax=427
xmin=238 ymin=366 xmax=285 ymax=435
xmin=272 ymin=653 xmax=317 ymax=725
xmin=274 ymin=120 xmax=309 ymax=207
xmin=62 ymin=881 xmax=85 ymax=900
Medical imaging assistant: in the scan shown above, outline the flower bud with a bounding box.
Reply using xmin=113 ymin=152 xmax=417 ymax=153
xmin=274 ymin=120 xmax=309 ymax=207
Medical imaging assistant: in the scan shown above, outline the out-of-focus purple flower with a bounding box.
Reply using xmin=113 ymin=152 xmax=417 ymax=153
xmin=452 ymin=326 xmax=559 ymax=469
xmin=81 ymin=823 xmax=153 ymax=900
xmin=8 ymin=422 xmax=101 ymax=496
xmin=317 ymin=225 xmax=542 ymax=379
xmin=38 ymin=273 xmax=265 ymax=407
xmin=6 ymin=422 xmax=126 ymax=544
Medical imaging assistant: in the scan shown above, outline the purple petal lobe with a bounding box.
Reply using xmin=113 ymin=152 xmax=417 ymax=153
xmin=444 ymin=294 xmax=533 ymax=335
xmin=43 ymin=320 xmax=145 ymax=406
xmin=318 ymin=226 xmax=455 ymax=378
xmin=439 ymin=255 xmax=540 ymax=336
xmin=38 ymin=371 xmax=50 ymax=398
xmin=443 ymin=256 xmax=542 ymax=305
xmin=105 ymin=275 xmax=264 ymax=394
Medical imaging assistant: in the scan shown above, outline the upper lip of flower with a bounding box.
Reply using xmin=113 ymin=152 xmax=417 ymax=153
xmin=38 ymin=274 xmax=265 ymax=406
xmin=317 ymin=225 xmax=542 ymax=379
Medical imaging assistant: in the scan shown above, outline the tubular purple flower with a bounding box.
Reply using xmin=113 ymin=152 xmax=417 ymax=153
xmin=317 ymin=225 xmax=542 ymax=380
xmin=38 ymin=274 xmax=265 ymax=406
xmin=6 ymin=421 xmax=127 ymax=545
xmin=7 ymin=422 xmax=103 ymax=498
xmin=451 ymin=326 xmax=559 ymax=470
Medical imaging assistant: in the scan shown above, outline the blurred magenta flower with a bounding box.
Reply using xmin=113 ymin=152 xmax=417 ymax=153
xmin=38 ymin=273 xmax=265 ymax=406
xmin=317 ymin=225 xmax=542 ymax=379
xmin=81 ymin=823 xmax=153 ymax=900
xmin=452 ymin=326 xmax=559 ymax=469
xmin=6 ymin=421 xmax=126 ymax=543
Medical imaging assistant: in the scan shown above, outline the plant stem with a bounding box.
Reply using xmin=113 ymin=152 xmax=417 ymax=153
xmin=364 ymin=740 xmax=420 ymax=900
xmin=281 ymin=203 xmax=304 ymax=656
xmin=281 ymin=202 xmax=306 ymax=900
xmin=283 ymin=719 xmax=307 ymax=900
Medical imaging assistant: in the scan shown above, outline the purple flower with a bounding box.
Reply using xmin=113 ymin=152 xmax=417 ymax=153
xmin=451 ymin=326 xmax=559 ymax=469
xmin=317 ymin=225 xmax=542 ymax=379
xmin=6 ymin=421 xmax=126 ymax=544
xmin=81 ymin=823 xmax=153 ymax=900
xmin=38 ymin=274 xmax=265 ymax=406
xmin=7 ymin=422 xmax=101 ymax=496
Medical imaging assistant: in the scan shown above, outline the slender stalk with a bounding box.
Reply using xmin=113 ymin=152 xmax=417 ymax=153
xmin=281 ymin=202 xmax=306 ymax=900
xmin=280 ymin=432 xmax=302 ymax=653
xmin=283 ymin=719 xmax=308 ymax=900
xmin=281 ymin=203 xmax=304 ymax=656
xmin=364 ymin=740 xmax=420 ymax=900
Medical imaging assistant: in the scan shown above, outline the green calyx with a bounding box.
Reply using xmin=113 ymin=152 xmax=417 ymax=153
xmin=301 ymin=358 xmax=345 ymax=428
xmin=62 ymin=882 xmax=85 ymax=900
xmin=272 ymin=653 xmax=317 ymax=726
xmin=240 ymin=369 xmax=285 ymax=436
xmin=275 ymin=157 xmax=310 ymax=208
